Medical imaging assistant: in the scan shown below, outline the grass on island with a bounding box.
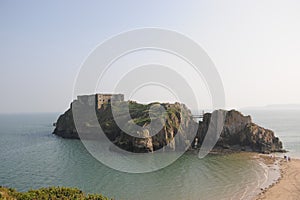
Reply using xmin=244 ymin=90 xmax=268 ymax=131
xmin=0 ymin=186 xmax=112 ymax=200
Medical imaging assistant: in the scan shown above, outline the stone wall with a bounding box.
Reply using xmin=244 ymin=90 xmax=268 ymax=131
xmin=75 ymin=93 xmax=124 ymax=110
xmin=96 ymin=94 xmax=124 ymax=109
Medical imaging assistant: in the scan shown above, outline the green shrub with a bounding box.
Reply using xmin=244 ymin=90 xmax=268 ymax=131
xmin=0 ymin=186 xmax=112 ymax=200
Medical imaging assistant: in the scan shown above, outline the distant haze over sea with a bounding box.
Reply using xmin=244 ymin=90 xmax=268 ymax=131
xmin=241 ymin=104 xmax=300 ymax=111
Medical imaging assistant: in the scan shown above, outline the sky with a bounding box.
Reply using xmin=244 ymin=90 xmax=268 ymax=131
xmin=1 ymin=0 xmax=300 ymax=113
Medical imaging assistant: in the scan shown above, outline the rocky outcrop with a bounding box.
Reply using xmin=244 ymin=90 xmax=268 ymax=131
xmin=195 ymin=110 xmax=284 ymax=153
xmin=53 ymin=100 xmax=197 ymax=152
xmin=54 ymin=108 xmax=77 ymax=139
xmin=53 ymin=98 xmax=284 ymax=154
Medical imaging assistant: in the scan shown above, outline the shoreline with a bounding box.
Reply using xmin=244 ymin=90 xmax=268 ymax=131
xmin=0 ymin=151 xmax=296 ymax=200
xmin=255 ymin=155 xmax=300 ymax=200
xmin=234 ymin=152 xmax=282 ymax=200
xmin=189 ymin=151 xmax=284 ymax=200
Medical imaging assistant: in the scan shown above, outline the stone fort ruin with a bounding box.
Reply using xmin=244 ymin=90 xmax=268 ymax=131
xmin=75 ymin=93 xmax=124 ymax=109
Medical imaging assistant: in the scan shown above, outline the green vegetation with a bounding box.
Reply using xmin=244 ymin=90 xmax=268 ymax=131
xmin=0 ymin=186 xmax=112 ymax=200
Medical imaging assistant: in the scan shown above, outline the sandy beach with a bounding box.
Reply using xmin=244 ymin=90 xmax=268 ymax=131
xmin=256 ymin=157 xmax=300 ymax=200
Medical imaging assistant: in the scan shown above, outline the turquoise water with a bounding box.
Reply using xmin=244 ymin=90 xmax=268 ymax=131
xmin=0 ymin=110 xmax=299 ymax=199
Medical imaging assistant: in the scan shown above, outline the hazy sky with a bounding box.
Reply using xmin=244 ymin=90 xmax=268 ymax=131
xmin=1 ymin=0 xmax=300 ymax=113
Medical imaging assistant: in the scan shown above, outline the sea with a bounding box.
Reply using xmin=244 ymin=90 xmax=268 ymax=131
xmin=0 ymin=109 xmax=299 ymax=200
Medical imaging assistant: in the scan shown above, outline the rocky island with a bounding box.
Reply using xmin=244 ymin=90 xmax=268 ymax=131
xmin=53 ymin=94 xmax=284 ymax=154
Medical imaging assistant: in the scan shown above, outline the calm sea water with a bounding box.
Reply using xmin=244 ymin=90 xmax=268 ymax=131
xmin=242 ymin=109 xmax=300 ymax=158
xmin=0 ymin=110 xmax=299 ymax=200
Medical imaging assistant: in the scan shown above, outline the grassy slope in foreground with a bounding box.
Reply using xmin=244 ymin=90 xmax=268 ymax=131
xmin=0 ymin=186 xmax=112 ymax=200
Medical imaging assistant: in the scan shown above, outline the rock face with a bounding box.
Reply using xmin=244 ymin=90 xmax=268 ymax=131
xmin=53 ymin=100 xmax=197 ymax=153
xmin=195 ymin=110 xmax=283 ymax=153
xmin=54 ymin=108 xmax=77 ymax=139
xmin=53 ymin=99 xmax=284 ymax=153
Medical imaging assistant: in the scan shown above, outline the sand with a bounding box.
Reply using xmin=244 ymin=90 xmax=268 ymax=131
xmin=256 ymin=157 xmax=300 ymax=200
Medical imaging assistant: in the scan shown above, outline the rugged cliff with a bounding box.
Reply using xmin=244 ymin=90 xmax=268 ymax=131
xmin=53 ymin=99 xmax=284 ymax=154
xmin=196 ymin=110 xmax=284 ymax=153
xmin=54 ymin=100 xmax=197 ymax=152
